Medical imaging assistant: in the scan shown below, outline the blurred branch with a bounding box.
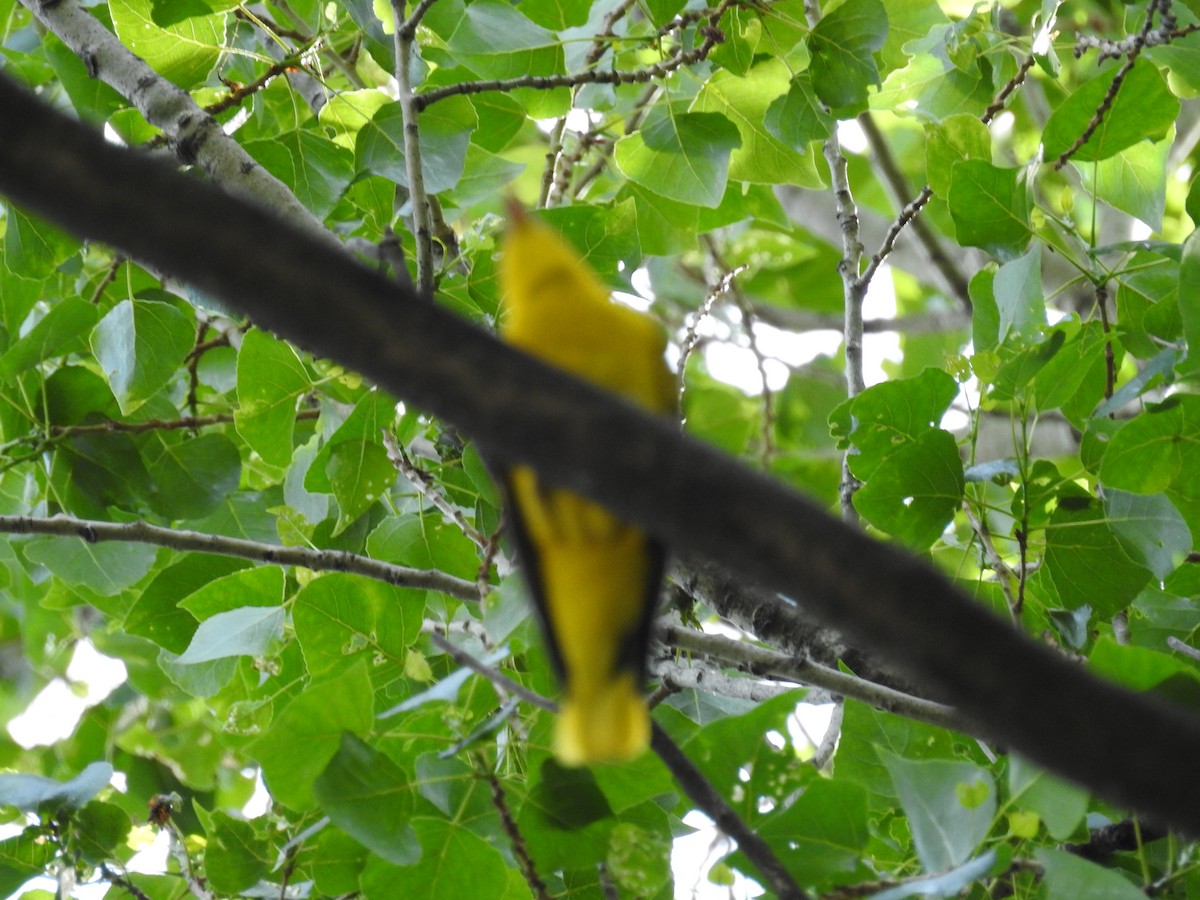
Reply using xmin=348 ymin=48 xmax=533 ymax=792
xmin=6 ymin=74 xmax=1200 ymax=834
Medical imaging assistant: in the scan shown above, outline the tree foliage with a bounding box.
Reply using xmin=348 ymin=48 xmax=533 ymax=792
xmin=0 ymin=0 xmax=1199 ymax=897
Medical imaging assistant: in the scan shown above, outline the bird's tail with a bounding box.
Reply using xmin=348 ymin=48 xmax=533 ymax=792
xmin=555 ymin=671 xmax=650 ymax=767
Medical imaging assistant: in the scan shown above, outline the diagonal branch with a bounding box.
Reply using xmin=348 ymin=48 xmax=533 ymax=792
xmin=4 ymin=74 xmax=1200 ymax=836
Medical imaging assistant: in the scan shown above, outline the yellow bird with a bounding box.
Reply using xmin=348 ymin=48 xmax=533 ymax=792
xmin=498 ymin=202 xmax=674 ymax=766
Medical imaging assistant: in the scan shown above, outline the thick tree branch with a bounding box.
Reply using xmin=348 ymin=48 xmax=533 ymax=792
xmin=4 ymin=75 xmax=1200 ymax=836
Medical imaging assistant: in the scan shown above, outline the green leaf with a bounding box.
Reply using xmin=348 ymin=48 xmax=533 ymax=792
xmin=311 ymin=827 xmax=369 ymax=895
xmin=422 ymin=0 xmax=562 ymax=81
xmin=0 ymin=297 xmax=99 ymax=378
xmin=1147 ymin=8 xmax=1200 ymax=93
xmin=764 ymin=73 xmax=834 ymax=149
xmin=326 ymin=437 xmax=396 ymax=535
xmin=926 ymin=114 xmax=991 ymax=197
xmin=540 ymin=202 xmax=641 ymax=288
xmin=691 ymin=60 xmax=823 ymax=188
xmin=367 ymin=515 xmax=479 ymax=580
xmin=1044 ymin=487 xmax=1153 ymax=615
xmin=244 ymin=131 xmax=355 ymax=219
xmin=202 ymin=809 xmax=270 ymax=893
xmin=305 ymin=391 xmax=397 ymax=492
xmin=318 ymin=89 xmax=392 ymax=150
xmin=91 ymin=299 xmax=194 ymax=414
xmin=614 ymin=108 xmax=742 ymax=208
xmin=1077 ymin=136 xmax=1169 ymax=231
xmin=947 ymin=160 xmax=1031 ymax=260
xmin=749 ymin=779 xmax=869 ymax=886
xmin=235 ymin=329 xmax=312 ymax=468
xmin=292 ymin=573 xmax=424 ymax=677
xmin=452 ymin=145 xmax=525 ymax=205
xmin=174 ymin=605 xmax=286 ymax=664
xmin=870 ymin=51 xmax=990 ymax=122
xmin=1100 ymin=395 xmax=1200 ymax=493
xmin=1037 ymin=848 xmax=1146 ymax=900
xmin=0 ymin=762 xmax=113 ymax=812
xmin=518 ymin=0 xmax=590 ymax=28
xmin=179 ymin=565 xmax=285 ymax=619
xmin=357 ymin=96 xmax=477 ymax=194
xmin=72 ymin=800 xmax=133 ymax=863
xmin=868 ymin=851 xmax=998 ymax=900
xmin=0 ymin=830 xmax=56 ymax=896
xmin=23 ymin=537 xmax=156 ymax=595
xmin=516 ymin=760 xmax=615 ymax=871
xmin=1088 ymin=635 xmax=1200 ymax=696
xmin=145 ymin=432 xmax=242 ymax=520
xmin=125 ymin=555 xmax=251 ymax=653
xmin=2 ymin=206 xmax=80 ymax=281
xmin=834 ymin=367 xmax=959 ymax=477
xmin=109 ymin=0 xmax=226 ymax=88
xmin=1033 ymin=322 xmax=1110 ymax=422
xmin=880 ymin=752 xmax=995 ymax=872
xmin=1104 ymin=489 xmax=1191 ymax=581
xmin=360 ymin=817 xmax=508 ymax=899
xmin=807 ymin=0 xmax=888 ymax=112
xmin=1180 ymin=231 xmax=1200 ymax=377
xmin=313 ymin=734 xmax=416 ymax=865
xmin=993 ymin=244 xmax=1044 ymax=341
xmin=250 ymin=659 xmax=375 ymax=810
xmin=682 ymin=375 xmax=759 ymax=456
xmin=969 ymin=268 xmax=1000 ymax=351
xmin=1042 ymin=63 xmax=1178 ymax=163
xmin=711 ymin=6 xmax=759 ymax=76
xmin=1008 ymin=756 xmax=1088 ymax=840
xmin=853 ymin=428 xmax=965 ymax=548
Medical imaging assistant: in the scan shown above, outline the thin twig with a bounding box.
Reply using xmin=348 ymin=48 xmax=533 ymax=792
xmin=570 ymin=84 xmax=659 ymax=199
xmin=1096 ymin=283 xmax=1116 ymax=402
xmin=0 ymin=514 xmax=478 ymax=599
xmin=858 ymin=53 xmax=1034 ymax=287
xmin=964 ymin=506 xmax=1020 ymax=615
xmin=98 ymin=864 xmax=152 ymax=900
xmin=428 ymin=632 xmax=552 ymax=712
xmin=414 ymin=23 xmax=727 ymax=111
xmin=856 ymin=113 xmax=972 ymax=308
xmin=810 ymin=700 xmax=843 ymax=772
xmin=476 ymin=755 xmax=552 ymax=900
xmin=1167 ymin=636 xmax=1200 ymax=662
xmin=41 ymin=409 xmax=318 ymax=441
xmin=1055 ymin=0 xmax=1165 ymax=170
xmin=650 ymin=725 xmax=810 ymax=900
xmin=543 ymin=0 xmax=638 ymax=205
xmin=88 ymin=254 xmax=124 ymax=304
xmin=382 ymin=430 xmax=489 ymax=549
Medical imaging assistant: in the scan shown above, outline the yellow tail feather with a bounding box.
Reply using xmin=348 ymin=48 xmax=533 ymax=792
xmin=554 ymin=673 xmax=651 ymax=767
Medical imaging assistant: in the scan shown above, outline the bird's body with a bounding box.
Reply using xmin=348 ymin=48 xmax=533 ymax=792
xmin=499 ymin=206 xmax=673 ymax=766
